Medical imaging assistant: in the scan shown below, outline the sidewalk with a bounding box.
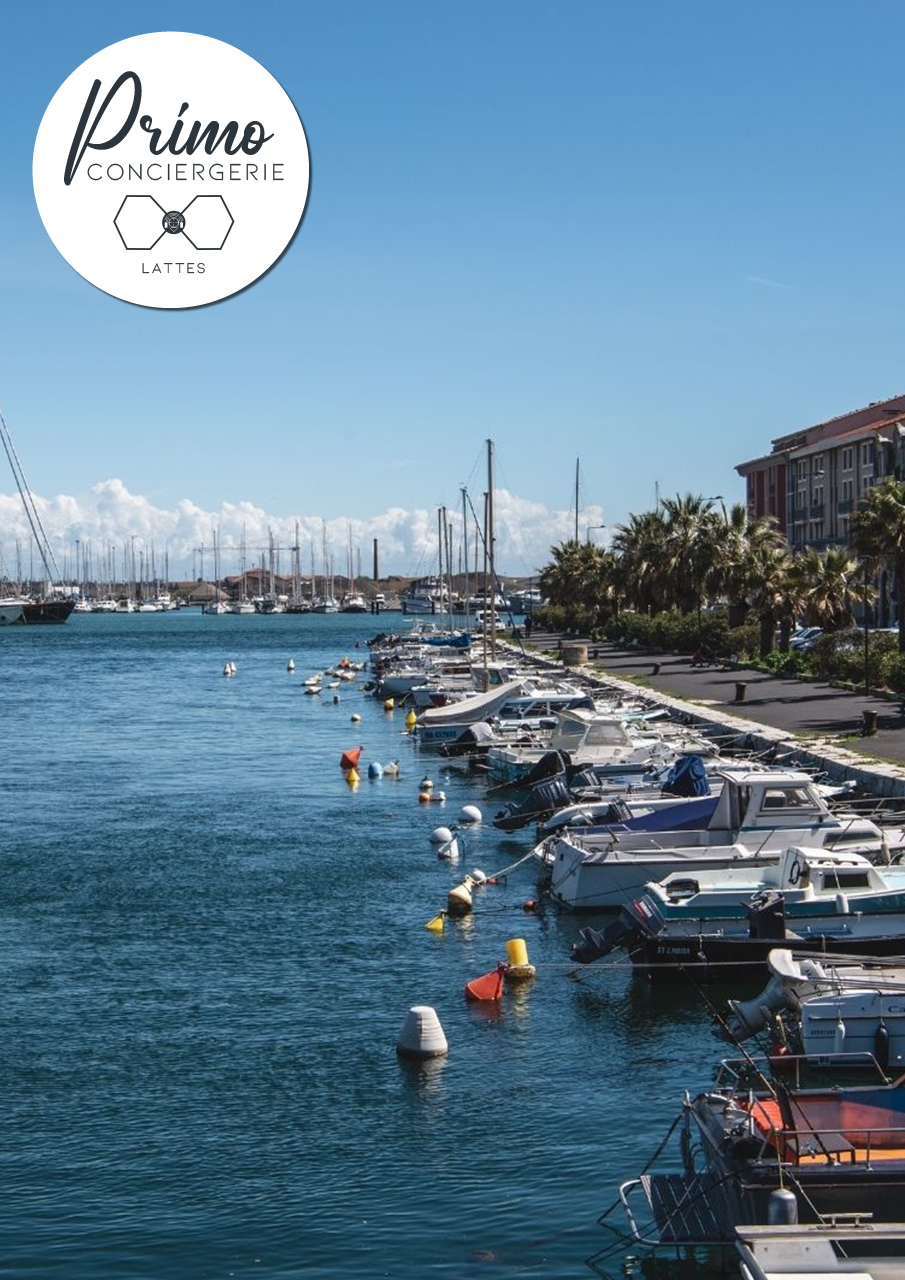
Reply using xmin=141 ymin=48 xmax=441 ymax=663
xmin=525 ymin=632 xmax=905 ymax=765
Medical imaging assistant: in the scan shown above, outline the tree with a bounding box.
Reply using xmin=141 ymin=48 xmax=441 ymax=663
xmin=850 ymin=478 xmax=905 ymax=652
xmin=790 ymin=547 xmax=872 ymax=633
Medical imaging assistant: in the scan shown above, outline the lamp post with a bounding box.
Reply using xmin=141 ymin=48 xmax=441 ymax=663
xmin=586 ymin=524 xmax=606 ymax=544
xmin=863 ymin=557 xmax=872 ymax=697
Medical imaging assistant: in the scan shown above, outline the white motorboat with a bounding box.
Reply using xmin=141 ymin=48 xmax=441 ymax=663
xmin=728 ymin=948 xmax=905 ymax=1071
xmin=543 ymin=770 xmax=905 ymax=910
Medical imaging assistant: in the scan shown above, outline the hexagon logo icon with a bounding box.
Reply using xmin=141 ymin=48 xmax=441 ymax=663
xmin=33 ymin=32 xmax=309 ymax=308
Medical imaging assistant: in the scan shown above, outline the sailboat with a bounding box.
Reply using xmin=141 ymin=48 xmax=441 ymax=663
xmin=341 ymin=526 xmax=368 ymax=612
xmin=313 ymin=520 xmax=338 ymax=612
xmin=0 ymin=404 xmax=74 ymax=624
xmin=229 ymin=527 xmax=256 ymax=614
xmin=203 ymin=529 xmax=228 ymax=614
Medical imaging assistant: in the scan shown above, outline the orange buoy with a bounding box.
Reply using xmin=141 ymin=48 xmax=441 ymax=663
xmin=340 ymin=746 xmax=363 ymax=771
xmin=465 ymin=964 xmax=506 ymax=1003
xmin=522 ymin=899 xmax=538 ymax=913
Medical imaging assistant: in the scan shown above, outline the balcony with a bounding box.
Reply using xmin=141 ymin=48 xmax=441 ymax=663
xmin=810 ymin=503 xmax=825 ymax=519
xmin=838 ymin=498 xmax=854 ymax=514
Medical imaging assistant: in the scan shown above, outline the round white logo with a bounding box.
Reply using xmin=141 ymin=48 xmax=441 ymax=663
xmin=33 ymin=32 xmax=310 ymax=309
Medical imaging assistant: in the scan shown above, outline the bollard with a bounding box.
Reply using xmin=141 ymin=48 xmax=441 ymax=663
xmin=734 ymin=682 xmax=748 ymax=703
xmin=862 ymin=708 xmax=879 ymax=737
xmin=652 ymin=663 xmax=661 ymax=676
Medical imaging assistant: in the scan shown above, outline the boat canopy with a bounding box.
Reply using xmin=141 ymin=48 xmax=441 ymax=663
xmin=417 ymin=679 xmax=526 ymax=726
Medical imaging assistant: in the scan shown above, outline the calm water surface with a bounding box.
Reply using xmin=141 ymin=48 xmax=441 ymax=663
xmin=0 ymin=613 xmax=720 ymax=1278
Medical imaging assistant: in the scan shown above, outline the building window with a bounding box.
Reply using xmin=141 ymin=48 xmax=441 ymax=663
xmin=842 ymin=478 xmax=853 ymax=501
xmin=813 ymin=454 xmax=824 ymax=474
xmin=862 ymin=440 xmax=875 ymax=468
xmin=841 ymin=447 xmax=853 ymax=471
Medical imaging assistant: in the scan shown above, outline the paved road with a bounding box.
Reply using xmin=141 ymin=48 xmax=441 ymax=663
xmin=524 ymin=631 xmax=905 ymax=765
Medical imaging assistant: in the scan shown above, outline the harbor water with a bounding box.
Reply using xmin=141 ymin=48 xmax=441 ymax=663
xmin=1 ymin=612 xmax=717 ymax=1278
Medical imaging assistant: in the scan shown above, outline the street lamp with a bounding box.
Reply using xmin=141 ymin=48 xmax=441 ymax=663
xmin=586 ymin=524 xmax=607 ymax=544
xmin=707 ymin=494 xmax=727 ymax=519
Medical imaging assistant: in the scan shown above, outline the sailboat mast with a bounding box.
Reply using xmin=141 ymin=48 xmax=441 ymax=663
xmin=462 ymin=487 xmax=469 ymax=632
xmin=487 ymin=438 xmax=496 ymax=659
xmin=575 ymin=457 xmax=580 ymax=546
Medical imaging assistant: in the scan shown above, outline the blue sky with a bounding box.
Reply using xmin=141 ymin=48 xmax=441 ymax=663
xmin=3 ymin=1 xmax=905 ymax=572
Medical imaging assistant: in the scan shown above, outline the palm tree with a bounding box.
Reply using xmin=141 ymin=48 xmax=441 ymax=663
xmin=744 ymin=542 xmax=793 ymax=657
xmin=850 ymin=478 xmax=905 ymax=651
xmin=790 ymin=547 xmax=872 ymax=632
xmin=610 ymin=510 xmax=670 ymax=614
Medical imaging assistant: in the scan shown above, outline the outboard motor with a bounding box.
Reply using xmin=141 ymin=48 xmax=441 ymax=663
xmin=493 ymin=777 xmax=573 ymax=832
xmin=747 ymin=891 xmax=787 ymax=940
xmin=571 ymin=911 xmax=638 ymax=963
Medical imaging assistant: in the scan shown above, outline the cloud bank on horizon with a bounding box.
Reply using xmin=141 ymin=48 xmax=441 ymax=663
xmin=0 ymin=478 xmax=606 ymax=579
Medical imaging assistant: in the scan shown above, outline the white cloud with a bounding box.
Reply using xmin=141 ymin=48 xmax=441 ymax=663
xmin=0 ymin=478 xmax=605 ymax=579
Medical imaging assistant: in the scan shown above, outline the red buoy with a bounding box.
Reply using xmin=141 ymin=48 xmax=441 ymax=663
xmin=340 ymin=746 xmax=363 ymax=771
xmin=464 ymin=964 xmax=506 ymax=1002
xmin=522 ymin=899 xmax=538 ymax=913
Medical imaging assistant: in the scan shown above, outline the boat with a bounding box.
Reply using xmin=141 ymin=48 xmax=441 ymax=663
xmin=0 ymin=406 xmax=74 ymax=624
xmin=573 ymin=846 xmax=905 ymax=976
xmin=401 ymin=576 xmax=449 ymax=614
xmin=728 ymin=948 xmax=905 ymax=1072
xmin=734 ymin=1221 xmax=905 ymax=1279
xmin=542 ymin=769 xmax=904 ymax=911
xmin=484 ymin=707 xmax=695 ymax=786
xmin=0 ymin=598 xmax=24 ymax=625
xmin=20 ymin=599 xmax=76 ymax=623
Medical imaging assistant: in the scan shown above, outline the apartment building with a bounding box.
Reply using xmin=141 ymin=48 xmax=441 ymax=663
xmin=736 ymin=392 xmax=905 ymax=624
xmin=737 ymin=393 xmax=905 ymax=547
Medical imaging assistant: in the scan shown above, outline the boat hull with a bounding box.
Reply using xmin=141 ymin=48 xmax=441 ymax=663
xmin=19 ymin=600 xmax=75 ymax=624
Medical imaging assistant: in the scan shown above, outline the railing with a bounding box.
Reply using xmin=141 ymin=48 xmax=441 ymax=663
xmin=838 ymin=497 xmax=854 ymax=513
xmin=756 ymin=1123 xmax=905 ymax=1168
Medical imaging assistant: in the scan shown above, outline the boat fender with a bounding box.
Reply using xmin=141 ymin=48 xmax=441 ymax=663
xmin=835 ymin=893 xmax=850 ymax=915
xmin=833 ymin=1015 xmax=846 ymax=1054
xmin=875 ymin=1020 xmax=891 ymax=1073
xmin=767 ymin=1188 xmax=798 ymax=1226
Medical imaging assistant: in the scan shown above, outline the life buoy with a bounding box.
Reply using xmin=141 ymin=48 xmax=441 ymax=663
xmin=787 ymin=858 xmax=802 ymax=886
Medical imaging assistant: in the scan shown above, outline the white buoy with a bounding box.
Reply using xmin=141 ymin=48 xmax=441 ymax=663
xmin=223 ymin=663 xmax=231 ymax=677
xmin=421 ymin=776 xmax=434 ymax=791
xmin=396 ymin=1005 xmax=448 ymax=1059
xmin=287 ymin=659 xmax=296 ymax=672
xmin=383 ymin=761 xmax=399 ymax=776
xmin=368 ymin=761 xmax=383 ymax=779
xmin=437 ymin=836 xmax=459 ymax=861
xmin=460 ymin=804 xmax=482 ymax=825
xmin=429 ymin=826 xmax=454 ymax=846
xmin=229 ymin=662 xmax=237 ymax=675
xmin=470 ymin=868 xmax=487 ymax=884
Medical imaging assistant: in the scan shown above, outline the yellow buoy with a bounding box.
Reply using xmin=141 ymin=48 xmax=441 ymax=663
xmin=405 ymin=709 xmax=417 ymax=729
xmin=447 ymin=876 xmax=474 ymax=917
xmin=384 ymin=698 xmax=395 ymax=712
xmin=346 ymin=767 xmax=360 ymax=784
xmin=504 ymin=937 xmax=536 ymax=981
xmin=424 ymin=911 xmax=446 ymax=933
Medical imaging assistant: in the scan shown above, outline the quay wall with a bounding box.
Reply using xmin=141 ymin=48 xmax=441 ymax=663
xmin=505 ymin=642 xmax=905 ymax=800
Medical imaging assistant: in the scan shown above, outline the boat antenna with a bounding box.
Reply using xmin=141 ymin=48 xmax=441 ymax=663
xmin=0 ymin=404 xmax=63 ymax=587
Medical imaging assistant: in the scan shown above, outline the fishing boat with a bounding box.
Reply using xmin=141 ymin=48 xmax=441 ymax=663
xmin=542 ymin=770 xmax=904 ymax=911
xmin=401 ymin=576 xmax=448 ymax=614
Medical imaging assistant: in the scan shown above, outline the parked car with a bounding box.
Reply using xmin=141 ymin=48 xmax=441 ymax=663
xmin=789 ymin=626 xmax=823 ymax=651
